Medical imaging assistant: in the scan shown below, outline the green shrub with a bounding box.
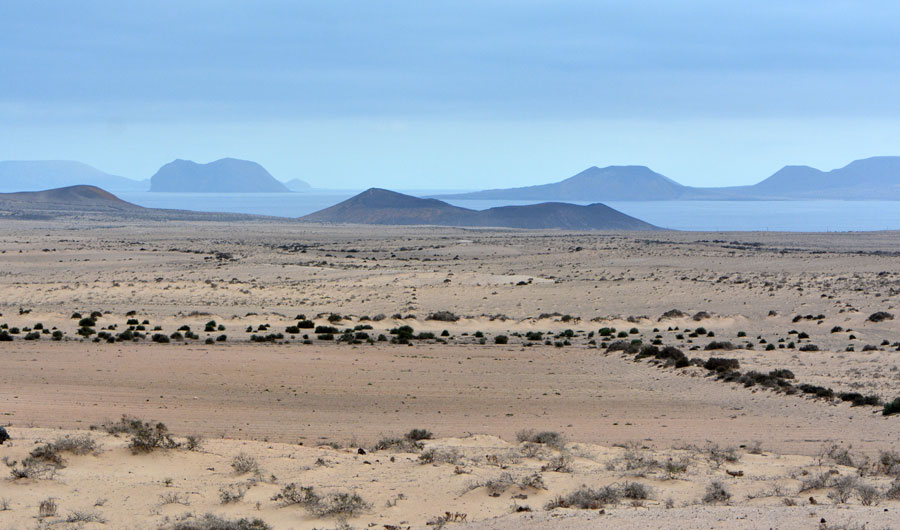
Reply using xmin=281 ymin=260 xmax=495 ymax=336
xmin=884 ymin=397 xmax=900 ymax=416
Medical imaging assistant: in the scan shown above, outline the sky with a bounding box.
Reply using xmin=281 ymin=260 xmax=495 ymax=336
xmin=2 ymin=0 xmax=900 ymax=189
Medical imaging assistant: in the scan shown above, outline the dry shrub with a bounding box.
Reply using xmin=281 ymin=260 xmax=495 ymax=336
xmin=219 ymin=483 xmax=248 ymax=504
xmin=165 ymin=513 xmax=271 ymax=530
xmin=271 ymin=484 xmax=370 ymax=517
xmin=99 ymin=416 xmax=178 ymax=453
xmin=38 ymin=498 xmax=57 ymax=518
xmin=418 ymin=447 xmax=460 ymax=465
xmin=702 ymin=481 xmax=731 ymax=504
xmin=621 ymin=481 xmax=652 ymax=500
xmin=516 ymin=429 xmax=565 ymax=449
xmin=546 ymin=485 xmax=620 ymax=510
xmin=231 ymin=453 xmax=260 ymax=475
xmin=540 ymin=454 xmax=573 ymax=473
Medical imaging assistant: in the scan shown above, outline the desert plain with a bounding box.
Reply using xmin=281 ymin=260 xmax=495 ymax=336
xmin=1 ymin=218 xmax=900 ymax=529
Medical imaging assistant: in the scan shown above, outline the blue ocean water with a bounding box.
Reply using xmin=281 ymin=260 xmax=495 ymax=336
xmin=116 ymin=191 xmax=900 ymax=232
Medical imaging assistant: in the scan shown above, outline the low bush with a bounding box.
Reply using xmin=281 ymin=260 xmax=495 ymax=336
xmin=427 ymin=311 xmax=459 ymax=322
xmin=516 ymin=429 xmax=564 ymax=449
xmin=868 ymin=311 xmax=894 ymax=323
xmin=164 ymin=513 xmax=271 ymax=530
xmin=884 ymin=397 xmax=900 ymax=416
xmin=838 ymin=392 xmax=881 ymax=407
xmin=100 ymin=416 xmax=178 ymax=453
xmin=546 ymin=485 xmax=620 ymax=510
xmin=704 ymin=357 xmax=740 ymax=372
xmin=272 ymin=484 xmax=369 ymax=517
xmin=621 ymin=481 xmax=652 ymax=500
xmin=796 ymin=383 xmax=834 ymax=399
xmin=231 ymin=453 xmax=260 ymax=475
xmin=701 ymin=481 xmax=731 ymax=504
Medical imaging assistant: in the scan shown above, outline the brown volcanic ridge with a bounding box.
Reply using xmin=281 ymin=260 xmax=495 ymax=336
xmin=301 ymin=187 xmax=659 ymax=229
xmin=0 ymin=185 xmax=141 ymax=217
xmin=0 ymin=185 xmax=268 ymax=221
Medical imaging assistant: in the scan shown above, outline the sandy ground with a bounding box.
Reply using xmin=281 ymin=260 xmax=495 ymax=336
xmin=1 ymin=220 xmax=900 ymax=529
xmin=2 ymin=427 xmax=898 ymax=530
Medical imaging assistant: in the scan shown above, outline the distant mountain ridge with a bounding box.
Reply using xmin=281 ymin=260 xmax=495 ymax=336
xmin=436 ymin=156 xmax=900 ymax=201
xmin=301 ymin=188 xmax=657 ymax=230
xmin=439 ymin=166 xmax=687 ymax=201
xmin=150 ymin=158 xmax=289 ymax=192
xmin=0 ymin=160 xmax=147 ymax=192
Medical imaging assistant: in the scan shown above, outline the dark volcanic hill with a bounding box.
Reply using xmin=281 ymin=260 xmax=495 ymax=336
xmin=150 ymin=158 xmax=289 ymax=193
xmin=0 ymin=185 xmax=278 ymax=221
xmin=0 ymin=160 xmax=147 ymax=192
xmin=301 ymin=188 xmax=658 ymax=230
xmin=437 ymin=165 xmax=688 ymax=201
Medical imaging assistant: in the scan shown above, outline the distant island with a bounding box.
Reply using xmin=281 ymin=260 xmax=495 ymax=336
xmin=301 ymin=188 xmax=657 ymax=230
xmin=150 ymin=158 xmax=290 ymax=193
xmin=0 ymin=160 xmax=147 ymax=192
xmin=435 ymin=156 xmax=900 ymax=201
xmin=284 ymin=178 xmax=312 ymax=191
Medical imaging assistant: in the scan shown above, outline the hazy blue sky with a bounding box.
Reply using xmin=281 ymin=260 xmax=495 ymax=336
xmin=3 ymin=1 xmax=900 ymax=189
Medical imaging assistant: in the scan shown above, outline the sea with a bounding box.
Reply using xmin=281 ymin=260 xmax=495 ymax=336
xmin=116 ymin=191 xmax=900 ymax=232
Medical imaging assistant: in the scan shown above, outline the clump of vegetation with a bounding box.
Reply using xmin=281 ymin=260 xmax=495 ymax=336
xmin=10 ymin=458 xmax=57 ymax=480
xmin=374 ymin=428 xmax=433 ymax=452
xmin=621 ymin=481 xmax=652 ymax=500
xmin=418 ymin=447 xmax=461 ymax=465
xmin=98 ymin=415 xmax=178 ymax=453
xmin=38 ymin=498 xmax=58 ymax=518
xmin=868 ymin=311 xmax=894 ymax=322
xmin=427 ymin=311 xmax=459 ymax=322
xmin=271 ymin=484 xmax=370 ymax=517
xmin=540 ymin=454 xmax=573 ymax=473
xmin=219 ymin=483 xmax=248 ymax=504
xmin=704 ymin=357 xmax=740 ymax=372
xmin=516 ymin=429 xmax=565 ymax=449
xmin=837 ymin=392 xmax=881 ymax=407
xmin=66 ymin=510 xmax=107 ymax=524
xmin=884 ymin=397 xmax=900 ymax=416
xmin=704 ymin=341 xmax=735 ymax=351
xmin=163 ymin=513 xmax=271 ymax=530
xmin=545 ymin=485 xmax=620 ymax=510
xmin=701 ymin=481 xmax=731 ymax=504
xmin=26 ymin=435 xmax=99 ymax=469
xmin=231 ymin=453 xmax=260 ymax=475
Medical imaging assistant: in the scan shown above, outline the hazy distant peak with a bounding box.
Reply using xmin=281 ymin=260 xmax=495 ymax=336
xmin=435 ymin=164 xmax=686 ymax=201
xmin=284 ymin=177 xmax=312 ymax=191
xmin=0 ymin=160 xmax=147 ymax=192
